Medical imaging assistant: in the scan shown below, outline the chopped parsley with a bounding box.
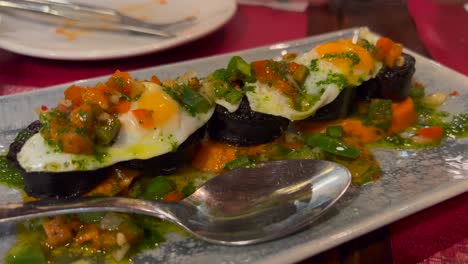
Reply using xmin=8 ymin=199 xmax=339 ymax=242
xmin=309 ymin=59 xmax=319 ymax=72
xmin=316 ymin=72 xmax=349 ymax=90
xmin=362 ymin=99 xmax=393 ymax=131
xmin=357 ymin=39 xmax=376 ymax=54
xmin=71 ymin=159 xmax=88 ymax=170
xmin=322 ymin=51 xmax=361 ymax=67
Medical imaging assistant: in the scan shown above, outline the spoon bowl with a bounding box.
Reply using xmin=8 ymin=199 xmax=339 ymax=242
xmin=0 ymin=159 xmax=351 ymax=245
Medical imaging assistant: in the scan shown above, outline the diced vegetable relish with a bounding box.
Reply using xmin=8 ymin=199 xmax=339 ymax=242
xmin=39 ymin=70 xmax=142 ymax=154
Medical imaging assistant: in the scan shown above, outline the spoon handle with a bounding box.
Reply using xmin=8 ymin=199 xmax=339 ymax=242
xmin=0 ymin=197 xmax=181 ymax=223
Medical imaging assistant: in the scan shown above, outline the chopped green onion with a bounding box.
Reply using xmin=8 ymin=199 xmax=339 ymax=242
xmin=227 ymin=56 xmax=252 ymax=77
xmin=144 ymin=176 xmax=176 ymax=200
xmin=224 ymin=156 xmax=256 ymax=170
xmin=224 ymin=89 xmax=244 ymax=104
xmin=182 ymin=182 xmax=196 ymax=197
xmin=326 ymin=125 xmax=344 ymax=139
xmin=304 ymin=133 xmax=361 ymax=159
xmin=213 ymin=81 xmax=244 ymax=104
xmin=163 ymin=85 xmax=212 ymax=116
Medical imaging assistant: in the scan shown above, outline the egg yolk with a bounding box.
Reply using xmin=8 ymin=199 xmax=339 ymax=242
xmin=137 ymin=88 xmax=179 ymax=128
xmin=315 ymin=40 xmax=374 ymax=84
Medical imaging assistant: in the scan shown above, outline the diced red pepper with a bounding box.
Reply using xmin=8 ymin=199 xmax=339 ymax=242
xmin=450 ymin=91 xmax=459 ymax=97
xmin=163 ymin=191 xmax=184 ymax=202
xmin=110 ymin=100 xmax=131 ymax=114
xmin=288 ymin=62 xmax=300 ymax=73
xmin=132 ymin=109 xmax=154 ymax=128
xmin=82 ymin=87 xmax=110 ymax=110
xmin=64 ymin=85 xmax=84 ymax=106
xmin=107 ymin=70 xmax=133 ymax=96
xmin=417 ymin=126 xmax=444 ymax=140
xmin=151 ymin=75 xmax=162 ymax=85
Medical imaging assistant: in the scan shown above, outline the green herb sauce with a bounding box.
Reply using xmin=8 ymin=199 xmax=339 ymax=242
xmin=0 ymin=156 xmax=23 ymax=189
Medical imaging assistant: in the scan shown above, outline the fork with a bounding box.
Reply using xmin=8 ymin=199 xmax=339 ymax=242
xmin=0 ymin=0 xmax=196 ymax=37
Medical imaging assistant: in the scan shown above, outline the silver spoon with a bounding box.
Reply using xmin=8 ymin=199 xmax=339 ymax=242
xmin=0 ymin=159 xmax=351 ymax=245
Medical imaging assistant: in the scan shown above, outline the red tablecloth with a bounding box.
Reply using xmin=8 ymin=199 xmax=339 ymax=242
xmin=0 ymin=3 xmax=467 ymax=263
xmin=408 ymin=0 xmax=468 ymax=76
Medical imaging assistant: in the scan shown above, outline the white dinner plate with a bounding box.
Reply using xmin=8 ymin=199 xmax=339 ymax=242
xmin=0 ymin=0 xmax=237 ymax=60
xmin=0 ymin=28 xmax=467 ymax=263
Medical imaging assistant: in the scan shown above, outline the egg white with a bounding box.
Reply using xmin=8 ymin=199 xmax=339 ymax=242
xmin=18 ymin=82 xmax=214 ymax=173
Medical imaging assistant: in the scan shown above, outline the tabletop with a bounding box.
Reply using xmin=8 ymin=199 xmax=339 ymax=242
xmin=0 ymin=0 xmax=467 ymax=263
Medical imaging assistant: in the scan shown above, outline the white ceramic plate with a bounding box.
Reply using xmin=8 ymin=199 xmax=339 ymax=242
xmin=0 ymin=0 xmax=236 ymax=60
xmin=0 ymin=28 xmax=467 ymax=263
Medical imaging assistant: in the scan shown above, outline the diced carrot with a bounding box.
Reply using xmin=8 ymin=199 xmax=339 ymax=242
xmin=450 ymin=91 xmax=459 ymax=96
xmin=62 ymin=132 xmax=93 ymax=155
xmin=390 ymin=97 xmax=417 ymax=133
xmin=163 ymin=191 xmax=184 ymax=202
xmin=417 ymin=126 xmax=444 ymax=140
xmin=131 ymin=109 xmax=154 ymax=128
xmin=385 ymin=43 xmax=403 ymax=68
xmin=109 ymin=100 xmax=131 ymax=114
xmin=64 ymin=85 xmax=84 ymax=106
xmin=70 ymin=104 xmax=94 ymax=129
xmin=82 ymin=87 xmax=110 ymax=110
xmin=376 ymin=37 xmax=395 ymax=60
xmin=151 ymin=75 xmax=162 ymax=85
xmin=341 ymin=118 xmax=385 ymax=143
xmin=86 ymin=167 xmax=140 ymax=196
xmin=192 ymin=140 xmax=237 ymax=173
xmin=43 ymin=217 xmax=74 ymax=247
xmin=75 ymin=224 xmax=100 ymax=247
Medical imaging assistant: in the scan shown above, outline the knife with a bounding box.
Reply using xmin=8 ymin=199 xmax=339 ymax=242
xmin=0 ymin=0 xmax=177 ymax=38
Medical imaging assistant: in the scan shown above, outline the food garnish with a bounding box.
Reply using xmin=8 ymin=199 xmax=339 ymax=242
xmin=1 ymin=28 xmax=467 ymax=263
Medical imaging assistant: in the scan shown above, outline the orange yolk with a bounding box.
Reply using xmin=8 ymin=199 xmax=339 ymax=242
xmin=137 ymin=89 xmax=179 ymax=128
xmin=315 ymin=40 xmax=374 ymax=85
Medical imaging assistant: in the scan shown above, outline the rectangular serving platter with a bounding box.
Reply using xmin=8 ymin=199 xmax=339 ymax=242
xmin=0 ymin=28 xmax=467 ymax=263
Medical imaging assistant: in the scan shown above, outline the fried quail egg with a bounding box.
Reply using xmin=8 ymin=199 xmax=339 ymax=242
xmin=18 ymin=82 xmax=214 ymax=172
xmin=246 ymin=29 xmax=382 ymax=120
